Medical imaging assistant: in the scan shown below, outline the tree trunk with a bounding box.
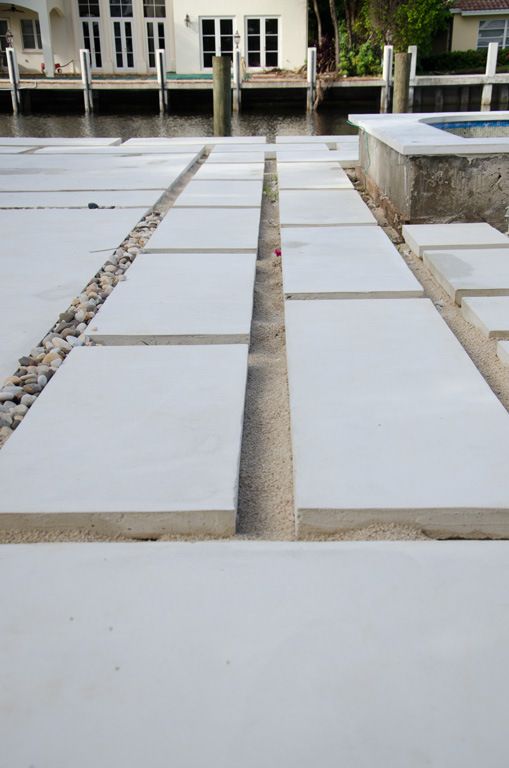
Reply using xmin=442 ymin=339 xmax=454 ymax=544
xmin=312 ymin=0 xmax=322 ymax=44
xmin=329 ymin=0 xmax=339 ymax=69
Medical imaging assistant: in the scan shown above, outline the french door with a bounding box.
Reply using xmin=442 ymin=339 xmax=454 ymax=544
xmin=113 ymin=19 xmax=134 ymax=69
xmin=82 ymin=20 xmax=102 ymax=69
xmin=0 ymin=20 xmax=8 ymax=69
xmin=246 ymin=17 xmax=279 ymax=69
xmin=200 ymin=18 xmax=234 ymax=70
xmin=146 ymin=19 xmax=165 ymax=69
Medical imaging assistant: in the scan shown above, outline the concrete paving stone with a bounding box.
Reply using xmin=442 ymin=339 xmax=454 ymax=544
xmin=497 ymin=340 xmax=509 ymax=365
xmin=403 ymin=223 xmax=508 ymax=257
xmin=2 ymin=540 xmax=509 ymax=768
xmin=194 ymin=163 xmax=265 ymax=181
xmin=0 ymin=153 xmax=199 ymax=191
xmin=174 ymin=179 xmax=263 ymax=208
xmin=124 ymin=136 xmax=267 ymax=145
xmin=461 ymin=296 xmax=509 ymax=338
xmin=145 ymin=207 xmax=261 ymax=252
xmin=86 ymin=252 xmax=256 ymax=344
xmin=0 ymin=189 xmax=165 ymax=209
xmin=276 ymin=134 xmax=356 ymax=143
xmin=210 ymin=143 xmax=329 ymax=154
xmin=35 ymin=145 xmax=206 ymax=155
xmin=277 ymin=162 xmax=353 ymax=189
xmin=206 ymin=152 xmax=266 ymax=164
xmin=279 ymin=189 xmax=376 ymax=227
xmin=0 ymin=146 xmax=37 ymax=153
xmin=423 ymin=248 xmax=509 ymax=305
xmin=277 ymin=149 xmax=359 ymax=167
xmin=282 ymin=226 xmax=423 ymax=298
xmin=285 ymin=298 xmax=509 ymax=537
xmin=0 ymin=208 xmax=146 ymax=384
xmin=0 ymin=137 xmax=121 ymax=146
xmin=0 ymin=345 xmax=248 ymax=535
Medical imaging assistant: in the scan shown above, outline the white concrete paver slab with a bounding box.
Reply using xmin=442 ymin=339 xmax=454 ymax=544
xmin=461 ymin=296 xmax=509 ymax=338
xmin=211 ymin=143 xmax=328 ymax=153
xmin=277 ymin=149 xmax=359 ymax=167
xmin=0 ymin=208 xmax=146 ymax=384
xmin=2 ymin=540 xmax=509 ymax=768
xmin=0 ymin=189 xmax=164 ymax=208
xmin=403 ymin=223 xmax=508 ymax=257
xmin=0 ymin=345 xmax=248 ymax=535
xmin=145 ymin=207 xmax=261 ymax=252
xmin=497 ymin=340 xmax=509 ymax=365
xmin=286 ymin=298 xmax=509 ymax=537
xmin=194 ymin=163 xmax=264 ymax=181
xmin=35 ymin=145 xmax=206 ymax=155
xmin=174 ymin=179 xmax=263 ymax=208
xmin=276 ymin=134 xmax=357 ymax=143
xmin=282 ymin=226 xmax=423 ymax=298
xmin=206 ymin=152 xmax=266 ymax=163
xmin=86 ymin=253 xmax=256 ymax=344
xmin=423 ymin=248 xmax=509 ymax=304
xmin=279 ymin=189 xmax=376 ymax=227
xmin=0 ymin=146 xmax=36 ymax=153
xmin=277 ymin=162 xmax=353 ymax=189
xmin=0 ymin=137 xmax=121 ymax=146
xmin=124 ymin=136 xmax=267 ymax=145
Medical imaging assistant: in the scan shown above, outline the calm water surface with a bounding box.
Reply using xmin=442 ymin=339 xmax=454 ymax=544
xmin=0 ymin=111 xmax=357 ymax=141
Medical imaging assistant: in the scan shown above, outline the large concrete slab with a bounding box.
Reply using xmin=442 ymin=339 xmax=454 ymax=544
xmin=34 ymin=144 xmax=206 ymax=156
xmin=277 ymin=162 xmax=353 ymax=189
xmin=0 ymin=146 xmax=36 ymax=153
xmin=174 ymin=179 xmax=263 ymax=208
xmin=276 ymin=134 xmax=357 ymax=143
xmin=0 ymin=189 xmax=164 ymax=209
xmin=2 ymin=540 xmax=509 ymax=768
xmin=461 ymin=296 xmax=509 ymax=338
xmin=497 ymin=340 xmax=509 ymax=365
xmin=286 ymin=298 xmax=509 ymax=537
xmin=0 ymin=345 xmax=248 ymax=535
xmin=194 ymin=163 xmax=264 ymax=181
xmin=145 ymin=207 xmax=260 ymax=252
xmin=124 ymin=136 xmax=267 ymax=145
xmin=206 ymin=152 xmax=266 ymax=164
xmin=211 ymin=143 xmax=328 ymax=154
xmin=0 ymin=208 xmax=145 ymax=383
xmin=279 ymin=189 xmax=376 ymax=227
xmin=423 ymin=248 xmax=509 ymax=305
xmin=86 ymin=253 xmax=256 ymax=344
xmin=282 ymin=226 xmax=423 ymax=298
xmin=403 ymin=223 xmax=508 ymax=258
xmin=0 ymin=153 xmax=199 ymax=191
xmin=277 ymin=149 xmax=359 ymax=167
xmin=0 ymin=137 xmax=121 ymax=146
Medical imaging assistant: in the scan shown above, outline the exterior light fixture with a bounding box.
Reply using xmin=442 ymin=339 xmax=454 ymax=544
xmin=5 ymin=29 xmax=14 ymax=47
xmin=185 ymin=14 xmax=191 ymax=27
xmin=234 ymin=30 xmax=240 ymax=49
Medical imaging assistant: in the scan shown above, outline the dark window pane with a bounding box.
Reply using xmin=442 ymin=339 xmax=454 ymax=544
xmin=204 ymin=52 xmax=213 ymax=67
xmin=21 ymin=20 xmax=36 ymax=49
xmin=203 ymin=35 xmax=216 ymax=52
xmin=265 ymin=18 xmax=278 ymax=34
xmin=35 ymin=20 xmax=42 ymax=48
xmin=265 ymin=51 xmax=278 ymax=66
xmin=248 ymin=50 xmax=260 ymax=66
xmin=247 ymin=18 xmax=259 ymax=34
xmin=266 ymin=34 xmax=278 ymax=51
xmin=221 ymin=36 xmax=233 ymax=52
xmin=158 ymin=23 xmax=165 ymax=47
xmin=248 ymin=34 xmax=260 ymax=50
xmin=220 ymin=19 xmax=232 ymax=34
xmin=202 ymin=19 xmax=214 ymax=35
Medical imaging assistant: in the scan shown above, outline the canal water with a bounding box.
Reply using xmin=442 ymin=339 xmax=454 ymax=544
xmin=0 ymin=110 xmax=358 ymax=141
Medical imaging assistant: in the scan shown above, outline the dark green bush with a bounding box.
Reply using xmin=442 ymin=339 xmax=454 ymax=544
xmin=418 ymin=47 xmax=509 ymax=74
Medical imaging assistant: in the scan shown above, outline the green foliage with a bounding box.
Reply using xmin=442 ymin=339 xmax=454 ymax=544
xmin=338 ymin=14 xmax=382 ymax=76
xmin=418 ymin=47 xmax=509 ymax=74
xmin=392 ymin=0 xmax=451 ymax=53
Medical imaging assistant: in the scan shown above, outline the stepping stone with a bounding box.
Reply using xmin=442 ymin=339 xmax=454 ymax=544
xmin=2 ymin=540 xmax=509 ymax=767
xmin=277 ymin=162 xmax=353 ymax=189
xmin=497 ymin=340 xmax=509 ymax=365
xmin=282 ymin=226 xmax=423 ymax=298
xmin=0 ymin=137 xmax=121 ymax=146
xmin=424 ymin=248 xmax=509 ymax=305
xmin=86 ymin=253 xmax=256 ymax=344
xmin=0 ymin=146 xmax=36 ymax=154
xmin=403 ymin=223 xmax=508 ymax=258
xmin=0 ymin=189 xmax=165 ymax=209
xmin=461 ymin=297 xmax=509 ymax=338
xmin=277 ymin=149 xmax=358 ymax=167
xmin=285 ymin=298 xmax=509 ymax=537
xmin=194 ymin=163 xmax=264 ymax=181
xmin=0 ymin=345 xmax=248 ymax=536
xmin=206 ymin=152 xmax=266 ymax=164
xmin=0 ymin=208 xmax=146 ymax=384
xmin=145 ymin=208 xmax=261 ymax=252
xmin=279 ymin=190 xmax=376 ymax=227
xmin=124 ymin=136 xmax=267 ymax=145
xmin=35 ymin=145 xmax=206 ymax=156
xmin=276 ymin=134 xmax=353 ymax=143
xmin=174 ymin=180 xmax=263 ymax=208
xmin=211 ymin=143 xmax=328 ymax=154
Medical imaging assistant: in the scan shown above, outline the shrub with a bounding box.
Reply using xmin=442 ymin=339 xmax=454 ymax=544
xmin=418 ymin=47 xmax=509 ymax=74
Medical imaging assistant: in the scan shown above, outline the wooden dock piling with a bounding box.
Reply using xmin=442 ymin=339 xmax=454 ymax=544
xmin=213 ymin=56 xmax=232 ymax=136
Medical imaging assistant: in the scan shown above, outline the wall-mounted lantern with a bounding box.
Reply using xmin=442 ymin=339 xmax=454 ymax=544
xmin=185 ymin=14 xmax=191 ymax=27
xmin=5 ymin=29 xmax=14 ymax=48
xmin=234 ymin=30 xmax=240 ymax=49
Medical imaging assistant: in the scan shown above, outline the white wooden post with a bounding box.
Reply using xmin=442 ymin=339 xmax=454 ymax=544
xmin=233 ymin=47 xmax=241 ymax=112
xmin=80 ymin=48 xmax=93 ymax=113
xmin=156 ymin=48 xmax=167 ymax=113
xmin=407 ymin=45 xmax=417 ymax=112
xmin=6 ymin=47 xmax=20 ymax=114
xmin=380 ymin=45 xmax=393 ymax=113
xmin=38 ymin=7 xmax=54 ymax=78
xmin=307 ymin=46 xmax=317 ymax=112
xmin=481 ymin=41 xmax=498 ymax=111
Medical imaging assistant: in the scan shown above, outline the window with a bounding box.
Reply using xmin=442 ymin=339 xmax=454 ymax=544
xmin=477 ymin=18 xmax=509 ymax=48
xmin=78 ymin=0 xmax=100 ymax=17
xmin=200 ymin=17 xmax=233 ymax=69
xmin=246 ymin=17 xmax=279 ymax=68
xmin=82 ymin=20 xmax=102 ymax=67
xmin=21 ymin=19 xmax=42 ymax=50
xmin=143 ymin=0 xmax=165 ymax=18
xmin=110 ymin=0 xmax=133 ymax=18
xmin=146 ymin=20 xmax=164 ymax=67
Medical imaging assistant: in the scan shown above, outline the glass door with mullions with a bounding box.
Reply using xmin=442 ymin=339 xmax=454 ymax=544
xmin=82 ymin=20 xmax=102 ymax=68
xmin=246 ymin=17 xmax=279 ymax=69
xmin=113 ymin=19 xmax=134 ymax=69
xmin=201 ymin=18 xmax=233 ymax=70
xmin=0 ymin=20 xmax=8 ymax=70
xmin=146 ymin=20 xmax=164 ymax=69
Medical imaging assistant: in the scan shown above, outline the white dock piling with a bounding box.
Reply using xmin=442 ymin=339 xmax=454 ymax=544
xmin=79 ymin=48 xmax=93 ymax=113
xmin=307 ymin=47 xmax=317 ymax=112
xmin=233 ymin=48 xmax=242 ymax=112
xmin=481 ymin=42 xmax=498 ymax=111
xmin=408 ymin=45 xmax=417 ymax=112
xmin=156 ymin=49 xmax=168 ymax=113
xmin=380 ymin=45 xmax=393 ymax=114
xmin=6 ymin=47 xmax=20 ymax=115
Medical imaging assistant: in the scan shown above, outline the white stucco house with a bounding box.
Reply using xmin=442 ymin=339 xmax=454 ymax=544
xmin=0 ymin=0 xmax=308 ymax=77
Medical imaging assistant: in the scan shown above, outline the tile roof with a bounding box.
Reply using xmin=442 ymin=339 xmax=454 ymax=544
xmin=453 ymin=0 xmax=509 ymax=10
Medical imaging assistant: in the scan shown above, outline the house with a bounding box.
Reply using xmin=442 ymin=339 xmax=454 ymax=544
xmin=0 ymin=0 xmax=308 ymax=77
xmin=451 ymin=0 xmax=509 ymax=50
